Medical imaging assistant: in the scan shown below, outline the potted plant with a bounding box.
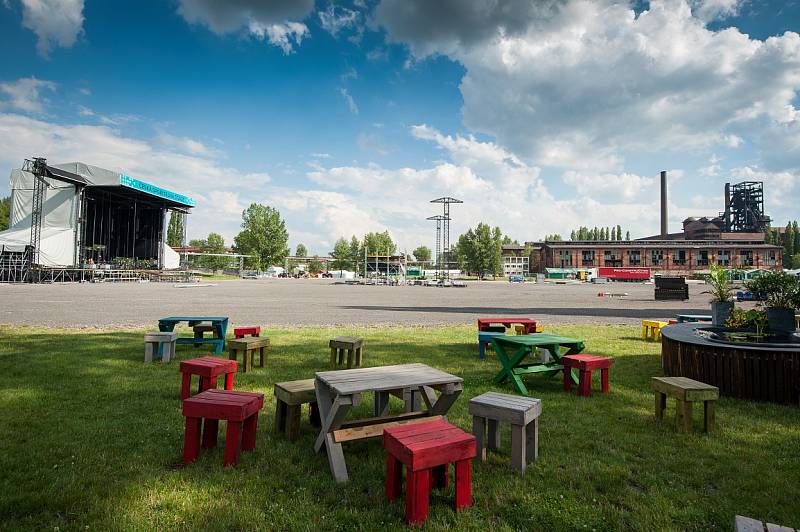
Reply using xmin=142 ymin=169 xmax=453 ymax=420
xmin=744 ymin=271 xmax=800 ymax=333
xmin=705 ymin=264 xmax=734 ymax=326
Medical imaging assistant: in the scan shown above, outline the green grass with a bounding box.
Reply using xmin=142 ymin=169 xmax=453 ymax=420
xmin=1 ymin=324 xmax=798 ymax=531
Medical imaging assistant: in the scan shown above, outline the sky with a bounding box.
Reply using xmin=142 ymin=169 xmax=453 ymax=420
xmin=0 ymin=0 xmax=798 ymax=255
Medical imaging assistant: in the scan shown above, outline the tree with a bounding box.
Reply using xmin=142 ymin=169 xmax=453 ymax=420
xmin=785 ymin=222 xmax=796 ymax=266
xmin=412 ymin=245 xmax=431 ymax=263
xmin=166 ymin=211 xmax=184 ymax=247
xmin=625 ymin=230 xmax=631 ymax=240
xmin=570 ymin=230 xmax=576 ymax=241
xmin=307 ymin=256 xmax=324 ymax=274
xmin=454 ymin=223 xmax=503 ymax=278
xmin=349 ymin=235 xmax=361 ymax=272
xmin=331 ymin=238 xmax=351 ymax=270
xmin=0 ymin=195 xmax=10 ymax=231
xmin=295 ymin=243 xmax=307 ymax=257
xmin=234 ymin=204 xmax=289 ymax=270
xmin=616 ymin=225 xmax=622 ymax=240
xmin=544 ymin=234 xmax=562 ymax=241
xmin=362 ymin=230 xmax=396 ymax=255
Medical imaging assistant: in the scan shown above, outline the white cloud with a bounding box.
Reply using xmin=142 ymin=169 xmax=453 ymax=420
xmin=14 ymin=0 xmax=85 ymax=57
xmin=318 ymin=3 xmax=360 ymax=37
xmin=562 ymin=171 xmax=657 ymax=201
xmin=339 ymin=87 xmax=359 ymax=114
xmin=176 ymin=0 xmax=312 ymax=53
xmin=0 ymin=77 xmax=56 ymax=113
xmin=77 ymin=105 xmax=93 ymax=117
xmin=375 ymin=0 xmax=800 ymax=174
xmin=730 ymin=165 xmax=800 ymax=213
xmin=690 ymin=0 xmax=743 ymax=23
xmin=156 ymin=130 xmax=219 ymax=157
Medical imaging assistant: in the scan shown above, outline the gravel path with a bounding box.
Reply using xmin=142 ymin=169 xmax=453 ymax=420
xmin=0 ymin=278 xmax=719 ymax=328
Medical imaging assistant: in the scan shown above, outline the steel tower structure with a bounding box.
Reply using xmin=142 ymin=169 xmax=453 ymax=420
xmin=426 ymin=215 xmax=448 ymax=281
xmin=430 ymin=197 xmax=462 ymax=280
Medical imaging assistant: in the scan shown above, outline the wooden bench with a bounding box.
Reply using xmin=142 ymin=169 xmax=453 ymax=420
xmin=144 ymin=331 xmax=178 ymax=363
xmin=228 ymin=336 xmax=269 ymax=372
xmin=274 ymin=379 xmax=321 ymax=440
xmin=642 ymin=320 xmax=668 ymax=341
xmin=332 ymin=413 xmax=442 ymax=443
xmin=652 ymin=376 xmax=719 ymax=433
xmin=179 ymin=356 xmax=237 ymax=400
xmin=469 ymin=392 xmax=541 ymax=474
xmin=383 ymin=418 xmax=476 ymax=525
xmin=735 ymin=515 xmax=797 ymax=531
xmin=192 ymin=324 xmax=218 ymax=348
xmin=234 ymin=326 xmax=261 ymax=339
xmin=329 ymin=336 xmax=364 ymax=368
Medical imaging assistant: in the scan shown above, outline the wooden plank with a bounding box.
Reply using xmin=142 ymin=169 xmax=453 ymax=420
xmin=651 ymin=376 xmax=719 ymax=401
xmin=332 ymin=414 xmax=443 ymax=443
xmin=316 ymin=363 xmax=462 ymax=395
xmin=472 ymin=416 xmax=486 ymax=462
xmin=765 ymin=523 xmax=795 ymax=532
xmin=275 ymin=379 xmax=316 ymax=405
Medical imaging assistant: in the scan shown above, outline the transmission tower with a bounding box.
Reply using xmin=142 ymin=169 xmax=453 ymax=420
xmin=22 ymin=157 xmax=49 ymax=266
xmin=426 ymin=215 xmax=448 ymax=281
xmin=430 ymin=197 xmax=462 ymax=280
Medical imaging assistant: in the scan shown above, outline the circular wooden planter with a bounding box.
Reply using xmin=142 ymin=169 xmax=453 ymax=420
xmin=661 ymin=324 xmax=800 ymax=405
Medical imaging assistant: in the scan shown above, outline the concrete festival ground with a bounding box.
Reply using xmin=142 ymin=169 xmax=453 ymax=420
xmin=0 ymin=278 xmax=726 ymax=328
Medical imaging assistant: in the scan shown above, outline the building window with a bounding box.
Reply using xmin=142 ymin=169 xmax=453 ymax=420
xmin=559 ymin=250 xmax=572 ymax=267
xmin=628 ymin=250 xmax=641 ymax=266
xmin=673 ymin=250 xmax=687 ymax=265
xmin=581 ymin=250 xmax=595 ymax=266
xmin=764 ymin=251 xmax=776 ymax=266
xmin=740 ymin=250 xmax=753 ymax=266
xmin=697 ymin=250 xmax=709 ymax=267
xmin=717 ymin=250 xmax=730 ymax=266
xmin=604 ymin=250 xmax=622 ymax=267
xmin=650 ymin=249 xmax=663 ymax=266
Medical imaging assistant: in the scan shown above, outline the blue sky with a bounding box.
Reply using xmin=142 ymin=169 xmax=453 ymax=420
xmin=0 ymin=0 xmax=798 ymax=255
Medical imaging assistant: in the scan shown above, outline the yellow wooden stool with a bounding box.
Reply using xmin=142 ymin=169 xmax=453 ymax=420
xmin=642 ymin=320 xmax=668 ymax=341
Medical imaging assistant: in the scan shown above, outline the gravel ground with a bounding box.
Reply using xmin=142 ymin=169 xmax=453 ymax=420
xmin=0 ymin=278 xmax=722 ymax=328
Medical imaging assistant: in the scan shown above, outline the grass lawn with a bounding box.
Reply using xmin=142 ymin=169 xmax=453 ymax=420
xmin=1 ymin=324 xmax=798 ymax=531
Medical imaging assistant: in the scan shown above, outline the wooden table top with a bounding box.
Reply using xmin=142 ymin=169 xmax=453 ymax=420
xmin=316 ymin=363 xmax=461 ymax=395
xmin=492 ymin=333 xmax=583 ymax=347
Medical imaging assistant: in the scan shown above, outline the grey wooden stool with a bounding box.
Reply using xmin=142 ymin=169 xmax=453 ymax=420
xmin=469 ymin=391 xmax=542 ymax=474
xmin=329 ymin=336 xmax=364 ymax=368
xmin=144 ymin=331 xmax=178 ymax=363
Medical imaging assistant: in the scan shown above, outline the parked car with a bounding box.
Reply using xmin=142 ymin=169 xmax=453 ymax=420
xmin=508 ymin=274 xmax=524 ymax=284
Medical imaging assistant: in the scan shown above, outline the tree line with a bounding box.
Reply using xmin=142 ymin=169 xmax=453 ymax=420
xmin=765 ymin=221 xmax=800 ymax=269
xmin=0 ymin=196 xmax=10 ymax=231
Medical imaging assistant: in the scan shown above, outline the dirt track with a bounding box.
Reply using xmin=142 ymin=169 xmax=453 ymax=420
xmin=0 ymin=278 xmax=721 ymax=328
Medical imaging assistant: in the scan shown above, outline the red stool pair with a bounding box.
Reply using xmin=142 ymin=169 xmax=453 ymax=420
xmin=234 ymin=326 xmax=261 ymax=339
xmin=179 ymin=356 xmax=237 ymax=400
xmin=383 ymin=418 xmax=476 ymax=525
xmin=182 ymin=389 xmax=264 ymax=466
xmin=562 ymin=354 xmax=612 ymax=397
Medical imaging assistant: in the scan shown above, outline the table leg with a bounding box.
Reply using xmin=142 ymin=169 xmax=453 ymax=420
xmin=329 ymin=347 xmax=336 ymax=368
xmin=183 ymin=417 xmax=201 ymax=464
xmin=202 ymin=419 xmax=218 ymax=448
xmin=224 ymin=372 xmax=234 ymax=390
xmin=676 ymin=399 xmax=693 ymax=433
xmin=454 ymin=459 xmax=472 ymax=511
xmin=314 ymin=384 xmax=357 ymax=482
xmin=655 ymin=392 xmax=667 ymax=420
xmin=223 ymin=420 xmax=242 ymax=466
xmin=601 ymin=368 xmax=610 ymax=394
xmin=511 ymin=423 xmax=526 ymax=473
xmin=374 ymin=391 xmax=390 ymax=417
xmin=404 ymin=388 xmax=421 ymax=412
xmin=527 ymin=418 xmax=539 ymax=463
xmin=431 ymin=464 xmax=448 ymax=489
xmin=703 ymin=400 xmax=716 ymax=432
xmin=242 ymin=413 xmax=258 ymax=451
xmin=406 ymin=468 xmax=430 ymax=525
xmin=180 ymin=372 xmax=191 ymax=400
xmin=385 ymin=452 xmax=403 ymax=500
xmin=274 ymin=400 xmax=287 ymax=435
xmin=144 ymin=342 xmax=154 ymax=363
xmin=492 ymin=343 xmax=531 ymax=395
xmin=429 ymin=383 xmax=462 ymax=416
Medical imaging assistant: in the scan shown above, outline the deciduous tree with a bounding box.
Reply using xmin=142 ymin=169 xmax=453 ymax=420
xmin=234 ymin=204 xmax=289 ymax=270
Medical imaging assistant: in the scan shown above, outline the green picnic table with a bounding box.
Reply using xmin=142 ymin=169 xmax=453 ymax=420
xmin=491 ymin=334 xmax=585 ymax=395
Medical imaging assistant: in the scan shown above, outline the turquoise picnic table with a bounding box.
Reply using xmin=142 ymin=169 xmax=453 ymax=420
xmin=675 ymin=314 xmax=712 ymax=323
xmin=491 ymin=334 xmax=585 ymax=395
xmin=158 ymin=316 xmax=229 ymax=354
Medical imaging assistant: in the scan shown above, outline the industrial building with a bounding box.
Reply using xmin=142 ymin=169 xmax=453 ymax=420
xmin=507 ymin=174 xmax=783 ymax=279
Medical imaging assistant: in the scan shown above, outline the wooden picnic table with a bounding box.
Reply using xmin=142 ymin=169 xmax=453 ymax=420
xmin=675 ymin=314 xmax=712 ymax=323
xmin=478 ymin=317 xmax=537 ymax=334
xmin=491 ymin=334 xmax=585 ymax=395
xmin=314 ymin=363 xmax=463 ymax=483
xmin=158 ymin=316 xmax=228 ymax=354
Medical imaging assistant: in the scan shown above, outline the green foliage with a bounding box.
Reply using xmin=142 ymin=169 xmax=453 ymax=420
xmin=362 ymin=230 xmax=396 ymax=255
xmin=330 ymin=238 xmax=351 ymax=270
xmin=0 ymin=195 xmax=10 ymax=231
xmin=724 ymin=308 xmax=768 ymax=332
xmin=791 ymin=253 xmax=800 ymax=269
xmin=188 ymin=232 xmax=230 ymax=270
xmin=349 ymin=235 xmax=361 ymax=272
xmin=307 ymin=256 xmax=324 ymax=274
xmin=544 ymin=234 xmax=562 ymax=241
xmin=166 ymin=211 xmax=184 ymax=247
xmin=412 ymin=245 xmax=431 ymax=263
xmin=626 ymin=230 xmax=631 ymax=240
xmin=454 ymin=222 xmax=503 ymax=277
xmin=234 ymin=204 xmax=289 ymax=270
xmin=569 ymin=225 xmax=630 ymax=241
xmin=295 ymin=243 xmax=307 ymax=257
xmin=704 ymin=264 xmax=733 ymax=302
xmin=745 ymin=271 xmax=800 ymax=309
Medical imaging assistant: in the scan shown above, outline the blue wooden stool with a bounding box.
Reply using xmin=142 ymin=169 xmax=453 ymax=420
xmin=478 ymin=332 xmax=505 ymax=359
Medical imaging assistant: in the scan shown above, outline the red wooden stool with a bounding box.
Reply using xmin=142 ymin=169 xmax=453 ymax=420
xmin=562 ymin=354 xmax=613 ymax=397
xmin=182 ymin=389 xmax=264 ymax=466
xmin=383 ymin=418 xmax=476 ymax=525
xmin=179 ymin=356 xmax=238 ymax=400
xmin=234 ymin=326 xmax=261 ymax=339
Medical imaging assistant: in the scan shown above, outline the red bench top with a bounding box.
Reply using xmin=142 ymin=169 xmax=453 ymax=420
xmin=234 ymin=326 xmax=261 ymax=334
xmin=182 ymin=389 xmax=264 ymax=421
xmin=179 ymin=356 xmax=238 ymax=377
xmin=561 ymin=354 xmax=612 ymax=370
xmin=384 ymin=418 xmax=476 ymax=471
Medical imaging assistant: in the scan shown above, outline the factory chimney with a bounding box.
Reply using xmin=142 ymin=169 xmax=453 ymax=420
xmin=660 ymin=170 xmax=668 ymax=238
